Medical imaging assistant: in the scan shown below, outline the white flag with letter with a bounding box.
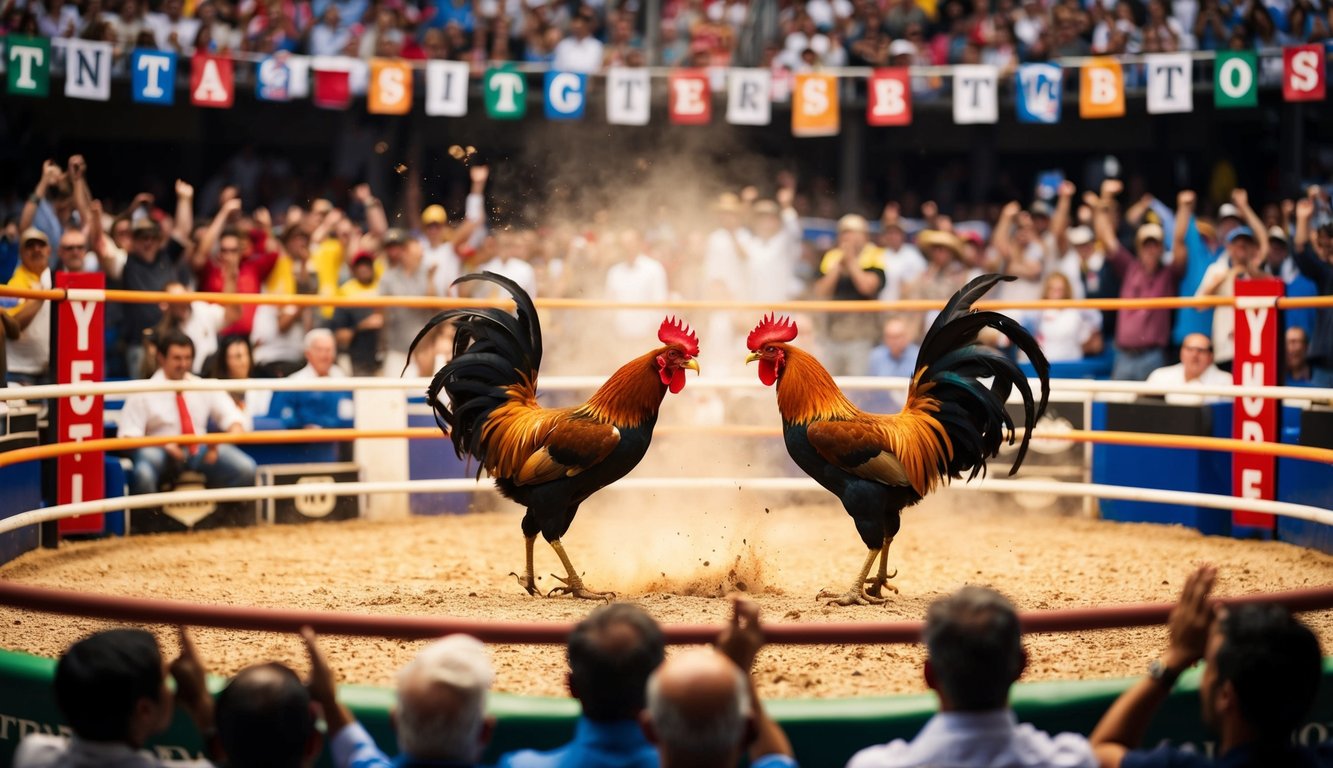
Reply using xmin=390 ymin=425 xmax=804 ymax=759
xmin=606 ymin=67 xmax=651 ymax=125
xmin=64 ymin=39 xmax=113 ymax=101
xmin=1146 ymin=53 xmax=1192 ymax=113
xmin=952 ymin=65 xmax=998 ymax=124
xmin=726 ymin=68 xmax=771 ymax=125
xmin=426 ymin=60 xmax=470 ymax=116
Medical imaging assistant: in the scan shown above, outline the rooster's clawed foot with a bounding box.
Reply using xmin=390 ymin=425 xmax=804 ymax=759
xmin=817 ymin=587 xmax=888 ymax=606
xmin=510 ymin=571 xmax=541 ymax=596
xmin=864 ymin=568 xmax=899 ymax=598
xmin=547 ymin=573 xmax=615 ymax=602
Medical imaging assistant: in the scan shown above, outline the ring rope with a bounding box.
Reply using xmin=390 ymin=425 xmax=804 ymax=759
xmin=3 ymin=285 xmax=1329 ymax=313
xmin=0 ymin=427 xmax=1329 ymax=470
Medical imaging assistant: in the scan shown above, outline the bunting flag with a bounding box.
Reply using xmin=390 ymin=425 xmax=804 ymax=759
xmin=726 ymin=68 xmax=771 ymax=125
xmin=1146 ymin=53 xmax=1192 ymax=114
xmin=606 ymin=66 xmax=650 ymax=125
xmin=1080 ymin=57 xmax=1124 ymax=118
xmin=1015 ymin=63 xmax=1061 ymax=124
xmin=1283 ymin=44 xmax=1325 ymax=101
xmin=312 ymin=57 xmax=352 ymax=109
xmin=190 ymin=54 xmax=234 ymax=108
xmin=867 ymin=68 xmax=911 ymax=126
xmin=543 ymin=71 xmax=586 ymax=120
xmin=131 ymin=49 xmax=176 ymax=104
xmin=791 ymin=73 xmax=838 ymax=137
xmin=6 ymin=36 xmax=50 ymax=96
xmin=256 ymin=53 xmax=309 ymax=101
xmin=952 ymin=65 xmax=997 ymax=124
xmin=669 ymin=69 xmax=710 ymax=125
xmin=484 ymin=65 xmax=526 ymax=119
xmin=369 ymin=58 xmax=413 ymax=114
xmin=1215 ymin=51 xmax=1258 ymax=107
xmin=425 ymin=60 xmax=469 ymax=117
xmin=64 ymin=39 xmax=113 ymax=101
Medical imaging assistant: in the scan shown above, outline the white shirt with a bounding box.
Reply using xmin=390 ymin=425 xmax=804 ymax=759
xmin=552 ymin=35 xmax=605 ymax=73
xmin=181 ymin=301 xmax=225 ymax=374
xmin=7 ymin=267 xmax=51 ymax=375
xmin=738 ymin=210 xmax=805 ymax=303
xmin=604 ymin=254 xmax=669 ymax=339
xmin=845 ymin=710 xmax=1097 ymax=768
xmin=1030 ymin=308 xmax=1101 ymax=363
xmin=477 ymin=257 xmax=538 ymax=300
xmin=251 ymin=304 xmax=305 ymax=367
xmin=1197 ymin=260 xmax=1239 ymax=364
xmin=879 ymin=244 xmax=927 ymax=303
xmin=998 ymin=241 xmax=1046 ymax=303
xmin=703 ymin=227 xmax=747 ymax=301
xmin=117 ymin=370 xmax=247 ymax=438
xmin=13 ymin=734 xmax=210 ymax=768
xmin=1145 ymin=362 xmax=1233 ymax=405
xmin=422 ymin=239 xmax=461 ymax=298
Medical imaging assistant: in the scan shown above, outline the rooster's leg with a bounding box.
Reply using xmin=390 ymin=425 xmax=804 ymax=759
xmin=545 ymin=539 xmax=615 ymax=602
xmin=817 ymin=549 xmax=887 ymax=606
xmin=864 ymin=537 xmax=899 ymax=598
xmin=509 ymin=535 xmax=540 ymax=596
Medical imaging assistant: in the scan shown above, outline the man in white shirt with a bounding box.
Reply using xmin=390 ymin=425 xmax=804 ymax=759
xmin=604 ymin=229 xmax=670 ymax=349
xmin=477 ymin=230 xmax=539 ymax=300
xmin=4 ymin=228 xmax=53 ymax=385
xmin=419 ymin=164 xmax=487 ymax=298
xmin=1143 ymin=333 xmax=1233 ymax=406
xmin=846 ymin=586 xmax=1096 ymax=768
xmin=552 ymin=8 xmax=604 ymax=73
xmin=876 ymin=207 xmax=927 ymax=303
xmin=118 ymin=331 xmax=255 ymax=496
xmin=738 ymin=195 xmax=804 ymax=304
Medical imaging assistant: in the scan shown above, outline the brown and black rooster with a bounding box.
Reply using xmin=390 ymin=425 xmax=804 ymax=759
xmin=745 ymin=274 xmax=1050 ymax=605
xmin=408 ymin=272 xmax=700 ymax=599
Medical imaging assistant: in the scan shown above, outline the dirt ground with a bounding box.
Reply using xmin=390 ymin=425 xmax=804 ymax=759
xmin=3 ymin=490 xmax=1332 ymax=700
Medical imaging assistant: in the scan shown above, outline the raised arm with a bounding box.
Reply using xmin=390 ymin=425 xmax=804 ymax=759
xmin=716 ymin=598 xmax=794 ymax=763
xmin=1292 ymin=197 xmax=1333 ymax=285
xmin=354 ymin=183 xmax=388 ymax=238
xmin=1051 ymin=180 xmax=1075 ymax=254
xmin=194 ymin=197 xmax=241 ymax=272
xmin=1231 ymin=187 xmax=1269 ymax=265
xmin=1092 ymin=181 xmax=1131 ymax=275
xmin=992 ymin=200 xmax=1021 ymax=264
xmin=20 ymin=160 xmax=62 ymax=232
xmin=174 ymin=179 xmax=195 ymax=245
xmin=68 ymin=155 xmax=94 ymax=236
xmin=1171 ymin=190 xmax=1194 ymax=277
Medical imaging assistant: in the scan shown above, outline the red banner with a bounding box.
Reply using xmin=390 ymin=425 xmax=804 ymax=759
xmin=313 ymin=66 xmax=352 ymax=110
xmin=189 ymin=54 xmax=234 ymax=108
xmin=668 ymin=70 xmax=710 ymax=125
xmin=868 ymin=68 xmax=912 ymax=126
xmin=1231 ymin=278 xmax=1283 ymax=530
xmin=56 ymin=272 xmax=105 ymax=535
xmin=1282 ymin=44 xmax=1325 ymax=102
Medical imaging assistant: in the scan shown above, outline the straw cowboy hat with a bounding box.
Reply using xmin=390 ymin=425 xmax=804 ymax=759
xmin=917 ymin=229 xmax=965 ymax=257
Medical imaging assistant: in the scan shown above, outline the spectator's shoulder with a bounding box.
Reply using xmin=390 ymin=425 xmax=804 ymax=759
xmin=1010 ymin=723 xmax=1096 ymax=766
xmin=12 ymin=733 xmax=69 ymax=767
xmin=492 ymin=747 xmax=562 ymax=768
xmin=844 ymin=738 xmax=913 ymax=768
xmin=1119 ymin=743 xmax=1214 ymax=768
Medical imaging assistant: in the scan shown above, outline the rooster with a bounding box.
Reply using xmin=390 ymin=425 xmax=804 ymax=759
xmin=408 ymin=272 xmax=700 ymax=600
xmin=745 ymin=274 xmax=1050 ymax=605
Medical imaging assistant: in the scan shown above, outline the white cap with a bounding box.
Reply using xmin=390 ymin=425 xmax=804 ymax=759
xmin=1218 ymin=203 xmax=1241 ymax=221
xmin=888 ymin=40 xmax=917 ymax=58
xmin=1068 ymin=225 xmax=1094 ymax=246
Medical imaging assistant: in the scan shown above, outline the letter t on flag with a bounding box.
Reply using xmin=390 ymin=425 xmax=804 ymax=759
xmin=1146 ymin=53 xmax=1192 ymax=114
xmin=952 ymin=65 xmax=998 ymax=124
xmin=6 ymin=36 xmax=51 ymax=96
xmin=607 ymin=67 xmax=650 ymax=125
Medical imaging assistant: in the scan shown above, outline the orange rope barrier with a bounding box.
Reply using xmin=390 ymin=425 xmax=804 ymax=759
xmin=3 ymin=425 xmax=1328 ymax=470
xmin=3 ymin=284 xmax=1328 ymax=313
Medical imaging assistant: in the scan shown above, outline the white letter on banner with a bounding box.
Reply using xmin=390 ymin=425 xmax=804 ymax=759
xmin=138 ymin=54 xmax=171 ymax=98
xmin=1219 ymin=58 xmax=1252 ymax=98
xmin=490 ymin=71 xmax=524 ymax=112
xmin=548 ymin=71 xmax=582 ymax=113
xmin=193 ymin=58 xmax=228 ymax=102
xmin=952 ymin=65 xmax=997 ymax=124
xmin=1241 ymin=361 xmax=1265 ymax=417
xmin=425 ymin=60 xmax=468 ymax=116
xmin=377 ymin=64 xmax=406 ymax=106
xmin=673 ymin=77 xmax=706 ymax=115
xmin=1147 ymin=53 xmax=1191 ymax=113
xmin=870 ymin=77 xmax=906 ymax=117
xmin=1090 ymin=68 xmax=1117 ymax=104
xmin=66 ymin=40 xmax=112 ymax=100
xmin=1290 ymin=50 xmax=1320 ymax=92
xmin=11 ymin=46 xmax=45 ymax=89
xmin=726 ymin=68 xmax=770 ymax=125
xmin=606 ymin=67 xmax=650 ymax=125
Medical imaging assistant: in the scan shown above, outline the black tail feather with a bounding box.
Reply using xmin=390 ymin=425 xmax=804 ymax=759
xmin=407 ymin=272 xmax=542 ymax=464
xmin=913 ymin=273 xmax=1051 ymax=480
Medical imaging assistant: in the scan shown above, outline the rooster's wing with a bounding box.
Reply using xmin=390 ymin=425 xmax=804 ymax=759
xmin=499 ymin=411 xmax=622 ymax=486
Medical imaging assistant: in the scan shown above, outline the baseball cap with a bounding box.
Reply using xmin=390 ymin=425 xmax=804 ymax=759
xmin=1267 ymin=225 xmax=1289 ymax=244
xmin=837 ymin=214 xmax=869 ymax=234
xmin=888 ymin=40 xmax=916 ymax=58
xmin=131 ymin=218 xmax=161 ymax=234
xmin=421 ymin=205 xmax=448 ymax=225
xmin=1029 ymin=200 xmax=1053 ymax=218
xmin=1135 ymin=222 xmax=1165 ymax=245
xmin=384 ymin=228 xmax=409 ymax=246
xmin=752 ymin=200 xmax=780 ymax=216
xmin=1218 ymin=203 xmax=1242 ymax=222
xmin=1225 ymin=225 xmax=1256 ymax=245
xmin=20 ymin=227 xmax=49 ymax=245
xmin=351 ymin=250 xmax=376 ymax=266
xmin=1067 ymin=225 xmax=1094 ymax=246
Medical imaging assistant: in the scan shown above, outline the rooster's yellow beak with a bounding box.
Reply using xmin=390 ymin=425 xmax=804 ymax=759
xmin=683 ymin=358 xmax=701 ymax=374
xmin=745 ymin=352 xmax=761 ymax=364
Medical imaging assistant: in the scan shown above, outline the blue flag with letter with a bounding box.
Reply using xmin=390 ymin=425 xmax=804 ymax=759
xmin=543 ymin=71 xmax=586 ymax=120
xmin=130 ymin=49 xmax=176 ymax=105
xmin=1015 ymin=63 xmax=1061 ymax=124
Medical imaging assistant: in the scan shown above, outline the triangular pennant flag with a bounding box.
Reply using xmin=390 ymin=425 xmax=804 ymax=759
xmin=1015 ymin=63 xmax=1061 ymax=123
xmin=606 ymin=67 xmax=650 ymax=125
xmin=726 ymin=68 xmax=771 ymax=126
xmin=368 ymin=58 xmax=413 ymax=114
xmin=6 ymin=35 xmax=50 ymax=96
xmin=311 ymin=56 xmax=352 ymax=110
xmin=668 ymin=69 xmax=711 ymax=125
xmin=1146 ymin=53 xmax=1192 ymax=114
xmin=1080 ymin=58 xmax=1124 ymax=118
xmin=190 ymin=54 xmax=234 ymax=108
xmin=791 ymin=73 xmax=838 ymax=137
xmin=64 ymin=39 xmax=113 ymax=101
xmin=1283 ymin=44 xmax=1325 ymax=102
xmin=1214 ymin=51 xmax=1258 ymax=108
xmin=952 ymin=65 xmax=997 ymax=124
xmin=867 ymin=68 xmax=911 ymax=126
xmin=484 ymin=65 xmax=526 ymax=119
xmin=425 ymin=60 xmax=469 ymax=116
xmin=131 ymin=49 xmax=176 ymax=105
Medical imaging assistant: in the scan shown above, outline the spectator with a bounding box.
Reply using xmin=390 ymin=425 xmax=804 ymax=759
xmin=379 ymin=235 xmax=438 ymax=376
xmin=812 ymin=214 xmax=887 ymax=376
xmin=3 ymin=228 xmax=52 ymax=385
xmin=120 ymin=209 xmax=193 ymax=379
xmin=876 ymin=203 xmax=927 ymax=304
xmin=1025 ymin=272 xmax=1103 ymax=363
xmin=907 ymin=229 xmax=974 ymax=332
xmin=1095 ymin=180 xmax=1186 ymax=381
xmin=19 ymin=157 xmax=85 ymax=246
xmin=12 ymin=628 xmax=215 ymax=768
xmin=602 ymin=229 xmax=671 ymax=360
xmin=1195 ymin=189 xmax=1268 ymax=370
xmin=306 ymin=628 xmax=496 ymax=768
xmin=477 ymin=229 xmax=539 ymax=300
xmin=496 ymin=603 xmax=665 ymax=768
xmin=991 ymin=202 xmax=1048 ymax=303
xmin=1143 ymin=333 xmax=1231 ymax=405
xmin=144 ymin=282 xmax=226 ymax=377
xmin=1286 ymin=326 xmax=1313 ymax=386
xmin=118 ymin=330 xmax=256 ymax=495
xmin=211 ymin=334 xmax=271 ymax=425
xmin=739 ymin=185 xmax=804 ymax=304
xmin=252 ymin=225 xmax=315 ymax=378
xmin=864 ymin=316 xmax=919 ymax=413
xmin=846 ymin=585 xmax=1097 ymax=768
xmin=214 ymin=661 xmax=322 ymax=768
xmin=268 ymin=328 xmax=354 ymax=429
xmin=331 ymin=252 xmax=385 ymax=377
xmin=642 ymin=598 xmax=796 ymax=768
xmin=1265 ymin=217 xmax=1317 ymax=341
xmin=412 ymin=165 xmax=487 ymax=298
xmin=1091 ymin=565 xmax=1328 ymax=768
xmin=1292 ymin=194 xmax=1333 ymax=387
xmin=553 ymin=7 xmax=604 ymax=72
xmin=193 ymin=198 xmax=280 ymax=339
xmin=700 ymin=192 xmax=748 ymax=376
xmin=0 ymin=312 xmax=19 ymax=390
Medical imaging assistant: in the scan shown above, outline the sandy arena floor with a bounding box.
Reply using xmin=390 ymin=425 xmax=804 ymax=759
xmin=3 ymin=490 xmax=1332 ymax=699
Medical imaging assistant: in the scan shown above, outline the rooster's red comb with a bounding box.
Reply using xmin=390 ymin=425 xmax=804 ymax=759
xmin=747 ymin=313 xmax=798 ymax=350
xmin=658 ymin=316 xmax=699 ymax=357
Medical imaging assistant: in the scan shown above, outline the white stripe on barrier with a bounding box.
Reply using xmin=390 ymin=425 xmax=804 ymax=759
xmin=1 ymin=476 xmax=1328 ymax=538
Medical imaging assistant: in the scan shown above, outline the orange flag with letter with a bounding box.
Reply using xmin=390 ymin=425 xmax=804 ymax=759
xmin=792 ymin=73 xmax=839 ymax=136
xmin=1080 ymin=58 xmax=1124 ymax=118
xmin=368 ymin=58 xmax=412 ymax=114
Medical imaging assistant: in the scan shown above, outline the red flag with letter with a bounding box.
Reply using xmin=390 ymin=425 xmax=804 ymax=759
xmin=668 ymin=70 xmax=711 ymax=125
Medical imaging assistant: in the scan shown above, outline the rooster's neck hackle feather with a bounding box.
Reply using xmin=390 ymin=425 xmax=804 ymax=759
xmin=578 ymin=349 xmax=669 ymax=427
xmin=775 ymin=346 xmax=860 ymax=424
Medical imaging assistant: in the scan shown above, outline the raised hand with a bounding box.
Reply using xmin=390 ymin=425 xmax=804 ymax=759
xmin=1176 ymin=190 xmax=1196 ymax=210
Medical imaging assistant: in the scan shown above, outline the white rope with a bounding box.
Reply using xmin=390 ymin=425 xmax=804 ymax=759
xmin=1 ymin=476 xmax=1327 ymax=537
xmin=3 ymin=376 xmax=1330 ymax=404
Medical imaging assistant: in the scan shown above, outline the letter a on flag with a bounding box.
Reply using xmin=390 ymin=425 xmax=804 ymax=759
xmin=190 ymin=54 xmax=234 ymax=108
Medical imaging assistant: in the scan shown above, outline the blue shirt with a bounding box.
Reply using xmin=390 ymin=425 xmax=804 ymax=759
xmin=1122 ymin=740 xmax=1333 ymax=768
xmin=330 ymin=721 xmax=482 ymax=768
xmin=494 ymin=717 xmax=658 ymax=768
xmin=860 ymin=342 xmax=918 ymax=413
xmin=267 ymin=383 xmax=354 ymax=428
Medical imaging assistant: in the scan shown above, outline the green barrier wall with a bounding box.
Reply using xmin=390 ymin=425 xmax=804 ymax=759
xmin=3 ymin=648 xmax=1333 ymax=768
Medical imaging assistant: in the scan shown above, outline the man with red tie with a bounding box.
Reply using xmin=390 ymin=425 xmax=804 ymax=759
xmin=118 ymin=330 xmax=256 ymax=496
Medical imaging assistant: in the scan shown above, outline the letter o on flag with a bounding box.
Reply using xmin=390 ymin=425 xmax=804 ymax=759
xmin=1219 ymin=57 xmax=1253 ymax=98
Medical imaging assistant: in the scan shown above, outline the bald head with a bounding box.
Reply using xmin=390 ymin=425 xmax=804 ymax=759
xmin=216 ymin=662 xmax=317 ymax=768
xmin=644 ymin=649 xmax=750 ymax=765
xmin=1180 ymin=333 xmax=1214 ymax=381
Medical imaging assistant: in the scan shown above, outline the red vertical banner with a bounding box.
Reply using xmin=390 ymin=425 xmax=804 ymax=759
xmin=56 ymin=272 xmax=105 ymax=535
xmin=867 ymin=68 xmax=912 ymax=126
xmin=668 ymin=70 xmax=711 ymax=125
xmin=1282 ymin=44 xmax=1325 ymax=102
xmin=1231 ymin=278 xmax=1283 ymax=531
